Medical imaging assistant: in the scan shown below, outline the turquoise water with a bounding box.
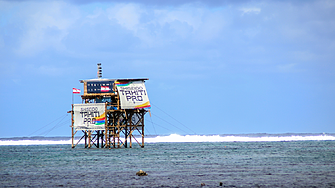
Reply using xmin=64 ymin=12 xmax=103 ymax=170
xmin=1 ymin=141 xmax=335 ymax=187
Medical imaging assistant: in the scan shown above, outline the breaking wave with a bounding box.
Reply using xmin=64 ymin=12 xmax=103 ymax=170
xmin=0 ymin=139 xmax=72 ymax=146
xmin=1 ymin=133 xmax=335 ymax=146
xmin=145 ymin=134 xmax=335 ymax=143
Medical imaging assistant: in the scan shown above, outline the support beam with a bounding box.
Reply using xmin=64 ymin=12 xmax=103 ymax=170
xmin=72 ymin=80 xmax=148 ymax=149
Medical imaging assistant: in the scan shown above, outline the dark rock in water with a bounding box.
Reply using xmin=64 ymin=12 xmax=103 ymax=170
xmin=136 ymin=170 xmax=148 ymax=176
xmin=220 ymin=182 xmax=223 ymax=186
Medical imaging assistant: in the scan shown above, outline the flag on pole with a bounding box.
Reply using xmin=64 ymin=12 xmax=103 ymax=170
xmin=73 ymin=88 xmax=81 ymax=94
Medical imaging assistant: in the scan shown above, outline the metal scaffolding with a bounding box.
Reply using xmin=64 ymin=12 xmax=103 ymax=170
xmin=70 ymin=78 xmax=149 ymax=149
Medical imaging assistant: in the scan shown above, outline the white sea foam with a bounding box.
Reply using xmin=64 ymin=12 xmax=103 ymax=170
xmin=1 ymin=134 xmax=335 ymax=145
xmin=0 ymin=139 xmax=73 ymax=146
xmin=145 ymin=134 xmax=335 ymax=143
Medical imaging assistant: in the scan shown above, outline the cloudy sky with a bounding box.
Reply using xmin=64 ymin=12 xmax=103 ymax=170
xmin=1 ymin=0 xmax=334 ymax=137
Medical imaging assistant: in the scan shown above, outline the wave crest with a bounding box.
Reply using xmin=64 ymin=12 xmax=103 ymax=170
xmin=146 ymin=134 xmax=335 ymax=143
xmin=1 ymin=134 xmax=334 ymax=145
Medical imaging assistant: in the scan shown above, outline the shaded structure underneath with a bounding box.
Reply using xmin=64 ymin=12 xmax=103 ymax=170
xmin=70 ymin=77 xmax=149 ymax=149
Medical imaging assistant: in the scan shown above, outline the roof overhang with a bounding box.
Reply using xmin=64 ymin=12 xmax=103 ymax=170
xmin=80 ymin=78 xmax=149 ymax=83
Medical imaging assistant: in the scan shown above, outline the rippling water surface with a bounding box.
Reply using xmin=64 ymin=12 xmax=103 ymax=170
xmin=1 ymin=140 xmax=335 ymax=187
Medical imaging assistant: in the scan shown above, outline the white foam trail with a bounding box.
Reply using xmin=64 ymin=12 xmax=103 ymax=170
xmin=1 ymin=134 xmax=334 ymax=145
xmin=0 ymin=139 xmax=72 ymax=146
xmin=0 ymin=139 xmax=86 ymax=146
xmin=145 ymin=134 xmax=335 ymax=143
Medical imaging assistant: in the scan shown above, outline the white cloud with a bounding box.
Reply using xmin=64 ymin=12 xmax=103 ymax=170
xmin=86 ymin=8 xmax=104 ymax=19
xmin=16 ymin=1 xmax=80 ymax=56
xmin=101 ymin=3 xmax=228 ymax=47
xmin=195 ymin=10 xmax=226 ymax=41
xmin=152 ymin=6 xmax=227 ymax=42
xmin=106 ymin=4 xmax=142 ymax=31
xmin=154 ymin=7 xmax=203 ymax=31
xmin=2 ymin=0 xmax=334 ymax=74
xmin=240 ymin=7 xmax=261 ymax=16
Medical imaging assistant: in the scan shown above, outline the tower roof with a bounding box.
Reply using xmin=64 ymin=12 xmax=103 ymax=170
xmin=80 ymin=78 xmax=148 ymax=83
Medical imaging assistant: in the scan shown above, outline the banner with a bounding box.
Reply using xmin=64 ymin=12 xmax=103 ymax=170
xmin=73 ymin=103 xmax=106 ymax=130
xmin=115 ymin=80 xmax=151 ymax=109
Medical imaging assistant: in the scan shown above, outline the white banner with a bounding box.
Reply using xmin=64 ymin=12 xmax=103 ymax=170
xmin=73 ymin=103 xmax=106 ymax=130
xmin=115 ymin=80 xmax=151 ymax=109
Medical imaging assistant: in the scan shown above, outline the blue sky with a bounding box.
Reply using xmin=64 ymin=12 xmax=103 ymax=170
xmin=1 ymin=0 xmax=334 ymax=137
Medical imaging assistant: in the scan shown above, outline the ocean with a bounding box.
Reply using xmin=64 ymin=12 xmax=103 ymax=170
xmin=1 ymin=133 xmax=335 ymax=187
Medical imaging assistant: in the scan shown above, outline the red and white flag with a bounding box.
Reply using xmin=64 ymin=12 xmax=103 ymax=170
xmin=101 ymin=86 xmax=110 ymax=92
xmin=73 ymin=88 xmax=81 ymax=94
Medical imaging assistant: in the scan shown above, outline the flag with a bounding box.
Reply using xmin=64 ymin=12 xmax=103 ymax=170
xmin=101 ymin=86 xmax=110 ymax=92
xmin=73 ymin=88 xmax=81 ymax=94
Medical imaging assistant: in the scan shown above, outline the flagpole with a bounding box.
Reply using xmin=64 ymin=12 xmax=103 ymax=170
xmin=71 ymin=88 xmax=74 ymax=148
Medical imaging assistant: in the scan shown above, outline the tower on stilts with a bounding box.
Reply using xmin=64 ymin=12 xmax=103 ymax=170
xmin=70 ymin=64 xmax=150 ymax=148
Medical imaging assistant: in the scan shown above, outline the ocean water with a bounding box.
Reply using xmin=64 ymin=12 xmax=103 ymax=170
xmin=1 ymin=134 xmax=335 ymax=187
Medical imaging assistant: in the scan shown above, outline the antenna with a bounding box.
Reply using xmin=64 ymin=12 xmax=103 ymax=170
xmin=97 ymin=63 xmax=102 ymax=78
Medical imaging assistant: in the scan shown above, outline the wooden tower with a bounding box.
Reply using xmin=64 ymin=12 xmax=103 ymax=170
xmin=70 ymin=64 xmax=150 ymax=148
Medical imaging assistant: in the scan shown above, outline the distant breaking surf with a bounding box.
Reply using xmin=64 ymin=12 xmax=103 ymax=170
xmin=145 ymin=134 xmax=335 ymax=143
xmin=1 ymin=133 xmax=335 ymax=146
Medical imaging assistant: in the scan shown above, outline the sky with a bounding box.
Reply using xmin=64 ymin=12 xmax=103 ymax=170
xmin=0 ymin=0 xmax=335 ymax=138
